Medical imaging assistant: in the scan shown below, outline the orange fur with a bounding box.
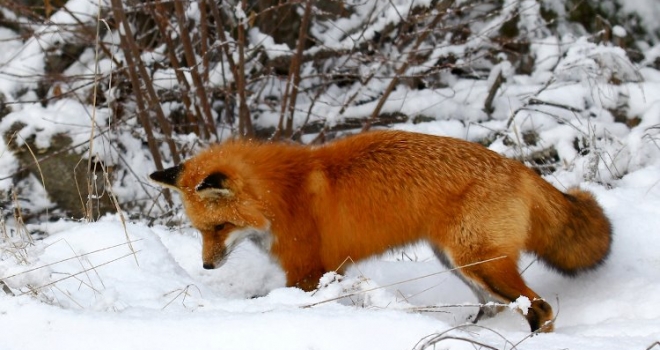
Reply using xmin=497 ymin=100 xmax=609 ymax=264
xmin=150 ymin=130 xmax=612 ymax=333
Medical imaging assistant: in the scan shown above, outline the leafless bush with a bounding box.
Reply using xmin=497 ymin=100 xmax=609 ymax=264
xmin=0 ymin=0 xmax=652 ymax=219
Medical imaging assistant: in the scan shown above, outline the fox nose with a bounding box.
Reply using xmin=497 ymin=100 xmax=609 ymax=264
xmin=203 ymin=262 xmax=215 ymax=270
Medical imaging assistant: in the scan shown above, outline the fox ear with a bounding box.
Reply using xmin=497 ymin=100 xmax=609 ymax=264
xmin=149 ymin=164 xmax=183 ymax=190
xmin=196 ymin=172 xmax=233 ymax=199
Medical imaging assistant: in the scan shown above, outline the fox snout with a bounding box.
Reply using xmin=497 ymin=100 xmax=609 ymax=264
xmin=201 ymin=233 xmax=228 ymax=271
xmin=202 ymin=252 xmax=228 ymax=270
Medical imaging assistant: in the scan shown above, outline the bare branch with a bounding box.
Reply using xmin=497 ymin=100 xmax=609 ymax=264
xmin=174 ymin=0 xmax=218 ymax=139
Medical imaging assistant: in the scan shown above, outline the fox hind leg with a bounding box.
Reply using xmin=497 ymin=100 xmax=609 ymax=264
xmin=457 ymin=255 xmax=554 ymax=332
xmin=434 ymin=246 xmax=554 ymax=332
xmin=433 ymin=247 xmax=504 ymax=323
xmin=470 ymin=287 xmax=507 ymax=323
xmin=432 ymin=247 xmax=505 ymax=323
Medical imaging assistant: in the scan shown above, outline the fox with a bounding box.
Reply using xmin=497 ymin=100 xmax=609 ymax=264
xmin=150 ymin=130 xmax=612 ymax=333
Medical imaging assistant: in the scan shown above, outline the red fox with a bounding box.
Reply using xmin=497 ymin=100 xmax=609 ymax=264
xmin=150 ymin=130 xmax=611 ymax=333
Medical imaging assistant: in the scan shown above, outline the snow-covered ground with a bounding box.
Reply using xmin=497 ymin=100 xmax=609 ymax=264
xmin=1 ymin=170 xmax=660 ymax=349
xmin=2 ymin=0 xmax=660 ymax=349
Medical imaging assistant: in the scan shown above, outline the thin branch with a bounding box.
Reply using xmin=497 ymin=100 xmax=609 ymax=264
xmin=0 ymin=239 xmax=142 ymax=281
xmin=302 ymin=256 xmax=505 ymax=308
xmin=174 ymin=0 xmax=217 ymax=139
xmin=412 ymin=324 xmax=519 ymax=350
xmin=207 ymin=0 xmax=239 ymax=134
xmin=18 ymin=250 xmax=141 ymax=296
xmin=150 ymin=4 xmax=205 ymax=137
xmin=235 ymin=0 xmax=254 ymax=137
xmin=199 ymin=0 xmax=211 ymax=83
xmin=483 ymin=70 xmax=504 ymax=116
xmin=111 ymin=0 xmax=180 ymax=164
xmin=647 ymin=341 xmax=660 ymax=350
xmin=109 ymin=0 xmax=166 ymax=169
xmin=277 ymin=0 xmax=313 ymax=139
xmin=527 ymin=97 xmax=583 ymax=113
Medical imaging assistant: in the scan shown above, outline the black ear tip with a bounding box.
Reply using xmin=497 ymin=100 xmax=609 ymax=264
xmin=196 ymin=172 xmax=229 ymax=191
xmin=150 ymin=164 xmax=184 ymax=186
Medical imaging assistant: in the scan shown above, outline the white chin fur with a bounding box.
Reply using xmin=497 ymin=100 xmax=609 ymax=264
xmin=224 ymin=225 xmax=273 ymax=254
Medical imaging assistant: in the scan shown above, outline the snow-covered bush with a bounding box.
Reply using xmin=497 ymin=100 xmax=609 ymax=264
xmin=0 ymin=0 xmax=659 ymax=220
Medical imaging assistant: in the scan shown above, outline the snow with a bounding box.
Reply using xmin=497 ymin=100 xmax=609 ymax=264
xmin=612 ymin=25 xmax=626 ymax=38
xmin=249 ymin=28 xmax=292 ymax=59
xmin=619 ymin=0 xmax=660 ymax=39
xmin=1 ymin=177 xmax=660 ymax=349
xmin=0 ymin=99 xmax=109 ymax=150
xmin=0 ymin=135 xmax=17 ymax=189
xmin=2 ymin=0 xmax=660 ymax=349
xmin=508 ymin=296 xmax=531 ymax=316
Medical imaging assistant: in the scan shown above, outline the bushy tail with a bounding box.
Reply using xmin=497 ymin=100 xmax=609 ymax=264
xmin=536 ymin=188 xmax=612 ymax=276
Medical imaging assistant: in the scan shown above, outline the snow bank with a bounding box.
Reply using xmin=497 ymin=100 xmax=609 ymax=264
xmin=1 ymin=172 xmax=660 ymax=350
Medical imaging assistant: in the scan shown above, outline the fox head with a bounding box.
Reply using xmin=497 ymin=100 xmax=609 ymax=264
xmin=149 ymin=152 xmax=273 ymax=270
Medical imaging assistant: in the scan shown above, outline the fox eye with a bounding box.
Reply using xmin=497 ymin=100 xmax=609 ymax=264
xmin=214 ymin=223 xmax=226 ymax=231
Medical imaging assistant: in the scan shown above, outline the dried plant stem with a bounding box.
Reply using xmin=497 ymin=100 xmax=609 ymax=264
xmin=2 ymin=195 xmax=31 ymax=264
xmin=412 ymin=324 xmax=514 ymax=350
xmin=0 ymin=280 xmax=13 ymax=296
xmin=527 ymin=97 xmax=583 ymax=113
xmin=208 ymin=0 xmax=239 ymax=131
xmin=277 ymin=0 xmax=313 ymax=139
xmin=83 ymin=0 xmax=105 ymax=221
xmin=235 ymin=0 xmax=254 ymax=137
xmin=208 ymin=0 xmax=254 ymax=137
xmin=0 ymin=239 xmax=142 ymax=281
xmin=15 ymin=134 xmax=47 ymax=198
xmin=199 ymin=0 xmax=211 ymax=83
xmin=302 ymin=256 xmax=505 ymax=308
xmin=174 ymin=0 xmax=217 ymax=139
xmin=18 ymin=250 xmax=141 ymax=296
xmin=161 ymin=284 xmax=202 ymax=310
xmin=110 ymin=0 xmax=165 ymax=167
xmin=150 ymin=4 xmax=204 ymax=137
xmin=103 ymin=167 xmax=139 ymax=265
xmin=109 ymin=0 xmax=175 ymax=205
xmin=483 ymin=70 xmax=504 ymax=116
xmin=110 ymin=0 xmax=179 ymax=164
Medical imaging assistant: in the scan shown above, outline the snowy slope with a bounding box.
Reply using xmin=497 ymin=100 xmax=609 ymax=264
xmin=1 ymin=172 xmax=660 ymax=349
